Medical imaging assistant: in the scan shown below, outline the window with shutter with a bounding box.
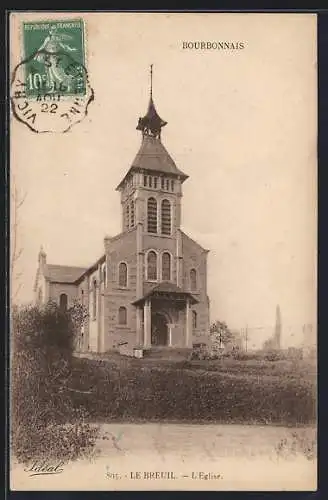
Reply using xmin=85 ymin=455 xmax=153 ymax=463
xmin=161 ymin=199 xmax=171 ymax=235
xmin=118 ymin=262 xmax=128 ymax=287
xmin=162 ymin=252 xmax=171 ymax=281
xmin=118 ymin=306 xmax=127 ymax=325
xmin=147 ymin=251 xmax=157 ymax=280
xmin=147 ymin=197 xmax=157 ymax=233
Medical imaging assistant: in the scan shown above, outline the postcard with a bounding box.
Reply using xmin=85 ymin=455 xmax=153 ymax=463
xmin=9 ymin=11 xmax=317 ymax=491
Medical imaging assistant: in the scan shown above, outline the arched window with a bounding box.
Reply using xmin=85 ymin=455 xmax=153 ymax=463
xmin=161 ymin=199 xmax=171 ymax=235
xmin=147 ymin=197 xmax=157 ymax=233
xmin=130 ymin=200 xmax=135 ymax=228
xmin=118 ymin=306 xmax=127 ymax=325
xmin=125 ymin=204 xmax=130 ymax=230
xmin=147 ymin=251 xmax=157 ymax=281
xmin=161 ymin=177 xmax=165 ymax=189
xmin=92 ymin=281 xmax=97 ymax=319
xmin=118 ymin=262 xmax=128 ymax=287
xmin=192 ymin=310 xmax=197 ymax=329
xmin=103 ymin=266 xmax=106 ymax=286
xmin=190 ymin=269 xmax=197 ymax=290
xmin=171 ymin=180 xmax=175 ymax=191
xmin=162 ymin=252 xmax=171 ymax=281
xmin=60 ymin=293 xmax=68 ymax=312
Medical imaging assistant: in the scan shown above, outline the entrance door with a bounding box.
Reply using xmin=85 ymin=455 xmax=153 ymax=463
xmin=151 ymin=312 xmax=168 ymax=346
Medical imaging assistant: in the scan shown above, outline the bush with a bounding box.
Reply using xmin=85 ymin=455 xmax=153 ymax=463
xmin=12 ymin=414 xmax=99 ymax=464
xmin=286 ymin=347 xmax=304 ymax=360
xmin=231 ymin=350 xmax=251 ymax=361
xmin=275 ymin=428 xmax=317 ymax=461
xmin=11 ymin=302 xmax=99 ymax=465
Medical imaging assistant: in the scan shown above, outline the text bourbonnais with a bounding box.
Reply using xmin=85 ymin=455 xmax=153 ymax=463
xmin=182 ymin=41 xmax=245 ymax=50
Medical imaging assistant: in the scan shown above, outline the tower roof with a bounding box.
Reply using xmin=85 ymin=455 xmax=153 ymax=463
xmin=116 ymin=135 xmax=188 ymax=190
xmin=136 ymin=64 xmax=167 ymax=139
xmin=136 ymin=96 xmax=167 ymax=138
xmin=116 ymin=65 xmax=188 ymax=191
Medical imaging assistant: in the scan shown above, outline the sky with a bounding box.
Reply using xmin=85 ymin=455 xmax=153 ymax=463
xmin=10 ymin=12 xmax=317 ymax=348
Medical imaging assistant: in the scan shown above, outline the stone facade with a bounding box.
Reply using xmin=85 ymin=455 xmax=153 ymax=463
xmin=33 ymin=86 xmax=211 ymax=354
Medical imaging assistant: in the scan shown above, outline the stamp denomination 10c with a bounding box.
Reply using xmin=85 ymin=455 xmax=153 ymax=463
xmin=11 ymin=18 xmax=94 ymax=133
xmin=23 ymin=19 xmax=86 ymax=97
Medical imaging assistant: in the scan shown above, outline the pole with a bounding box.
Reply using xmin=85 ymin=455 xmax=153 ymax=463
xmin=245 ymin=325 xmax=248 ymax=352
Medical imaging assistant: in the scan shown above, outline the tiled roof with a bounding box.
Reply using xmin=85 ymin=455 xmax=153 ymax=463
xmin=116 ymin=135 xmax=188 ymax=190
xmin=132 ymin=281 xmax=198 ymax=306
xmin=150 ymin=282 xmax=186 ymax=294
xmin=132 ymin=136 xmax=187 ymax=177
xmin=44 ymin=264 xmax=87 ymax=283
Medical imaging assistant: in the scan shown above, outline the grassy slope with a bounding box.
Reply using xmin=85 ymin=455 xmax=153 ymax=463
xmin=69 ymin=355 xmax=316 ymax=425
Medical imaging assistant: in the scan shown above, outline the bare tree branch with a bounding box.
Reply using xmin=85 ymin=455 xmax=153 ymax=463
xmin=10 ymin=177 xmax=27 ymax=302
xmin=16 ymin=192 xmax=27 ymax=209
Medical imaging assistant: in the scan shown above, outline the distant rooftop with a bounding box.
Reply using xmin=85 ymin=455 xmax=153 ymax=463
xmin=44 ymin=264 xmax=87 ymax=283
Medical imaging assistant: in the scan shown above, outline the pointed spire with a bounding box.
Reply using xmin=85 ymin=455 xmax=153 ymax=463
xmin=136 ymin=65 xmax=167 ymax=140
xmin=274 ymin=304 xmax=282 ymax=349
xmin=38 ymin=245 xmax=47 ymax=266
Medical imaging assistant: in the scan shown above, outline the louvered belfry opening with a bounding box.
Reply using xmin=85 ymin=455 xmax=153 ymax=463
xmin=161 ymin=199 xmax=171 ymax=235
xmin=125 ymin=204 xmax=130 ymax=231
xmin=130 ymin=200 xmax=135 ymax=228
xmin=147 ymin=197 xmax=157 ymax=233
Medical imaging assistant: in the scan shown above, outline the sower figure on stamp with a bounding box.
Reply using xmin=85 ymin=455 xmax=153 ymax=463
xmin=34 ymin=28 xmax=77 ymax=93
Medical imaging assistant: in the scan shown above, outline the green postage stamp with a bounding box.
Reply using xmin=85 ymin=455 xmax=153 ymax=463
xmin=11 ymin=18 xmax=93 ymax=133
xmin=23 ymin=19 xmax=86 ymax=96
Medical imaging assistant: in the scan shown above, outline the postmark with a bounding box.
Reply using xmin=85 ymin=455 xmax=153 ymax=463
xmin=11 ymin=19 xmax=94 ymax=133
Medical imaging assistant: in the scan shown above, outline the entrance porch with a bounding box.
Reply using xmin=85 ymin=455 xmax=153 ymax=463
xmin=132 ymin=282 xmax=198 ymax=349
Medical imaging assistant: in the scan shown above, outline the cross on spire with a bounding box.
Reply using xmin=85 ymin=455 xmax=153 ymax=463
xmin=150 ymin=64 xmax=153 ymax=98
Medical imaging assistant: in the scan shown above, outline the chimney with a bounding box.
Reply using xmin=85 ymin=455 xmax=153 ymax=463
xmin=104 ymin=235 xmax=112 ymax=253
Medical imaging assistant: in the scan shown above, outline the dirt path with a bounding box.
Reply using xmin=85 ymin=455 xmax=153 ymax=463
xmin=11 ymin=423 xmax=316 ymax=491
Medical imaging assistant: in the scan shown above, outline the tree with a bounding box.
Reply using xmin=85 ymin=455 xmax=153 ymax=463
xmin=210 ymin=320 xmax=235 ymax=352
xmin=11 ymin=301 xmax=97 ymax=465
xmin=262 ymin=305 xmax=282 ymax=351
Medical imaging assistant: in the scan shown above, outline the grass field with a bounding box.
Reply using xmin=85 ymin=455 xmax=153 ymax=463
xmin=75 ymin=350 xmax=317 ymax=377
xmin=69 ymin=354 xmax=316 ymax=426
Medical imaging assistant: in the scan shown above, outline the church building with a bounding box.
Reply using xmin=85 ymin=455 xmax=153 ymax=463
xmin=34 ymin=68 xmax=210 ymax=355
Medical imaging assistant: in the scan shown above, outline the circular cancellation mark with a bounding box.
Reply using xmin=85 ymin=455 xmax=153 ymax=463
xmin=10 ymin=50 xmax=94 ymax=133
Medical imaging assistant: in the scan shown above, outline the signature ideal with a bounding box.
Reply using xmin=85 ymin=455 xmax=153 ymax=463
xmin=24 ymin=460 xmax=65 ymax=476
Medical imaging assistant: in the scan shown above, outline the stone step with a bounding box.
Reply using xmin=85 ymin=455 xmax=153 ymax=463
xmin=142 ymin=347 xmax=192 ymax=360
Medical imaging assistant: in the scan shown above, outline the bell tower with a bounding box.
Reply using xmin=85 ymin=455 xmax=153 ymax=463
xmin=116 ymin=65 xmax=188 ymax=236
